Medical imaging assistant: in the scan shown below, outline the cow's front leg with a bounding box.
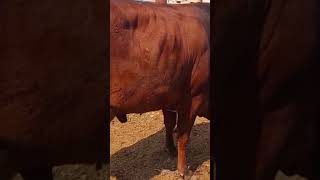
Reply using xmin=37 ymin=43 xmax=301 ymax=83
xmin=163 ymin=109 xmax=177 ymax=157
xmin=176 ymin=95 xmax=203 ymax=179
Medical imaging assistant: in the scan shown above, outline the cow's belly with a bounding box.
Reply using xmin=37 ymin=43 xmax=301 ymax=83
xmin=110 ymin=82 xmax=183 ymax=113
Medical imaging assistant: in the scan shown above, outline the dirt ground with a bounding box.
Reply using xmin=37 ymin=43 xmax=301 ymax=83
xmin=109 ymin=110 xmax=308 ymax=180
xmin=110 ymin=111 xmax=210 ymax=180
xmin=10 ymin=110 xmax=307 ymax=180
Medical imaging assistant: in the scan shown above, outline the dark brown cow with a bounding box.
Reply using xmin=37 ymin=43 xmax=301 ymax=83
xmin=0 ymin=1 xmax=107 ymax=179
xmin=110 ymin=0 xmax=210 ymax=178
xmin=213 ymin=0 xmax=320 ymax=179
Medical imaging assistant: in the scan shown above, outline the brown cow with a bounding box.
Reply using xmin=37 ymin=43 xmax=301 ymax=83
xmin=213 ymin=0 xmax=320 ymax=179
xmin=0 ymin=0 xmax=107 ymax=179
xmin=110 ymin=0 xmax=210 ymax=178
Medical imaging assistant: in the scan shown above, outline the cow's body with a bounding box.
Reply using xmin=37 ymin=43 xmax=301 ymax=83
xmin=213 ymin=0 xmax=320 ymax=179
xmin=110 ymin=0 xmax=210 ymax=177
xmin=0 ymin=1 xmax=107 ymax=179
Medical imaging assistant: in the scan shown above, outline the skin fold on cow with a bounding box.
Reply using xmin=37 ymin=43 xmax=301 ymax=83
xmin=110 ymin=0 xmax=210 ymax=178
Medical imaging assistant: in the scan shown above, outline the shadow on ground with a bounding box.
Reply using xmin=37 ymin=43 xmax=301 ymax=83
xmin=110 ymin=123 xmax=210 ymax=180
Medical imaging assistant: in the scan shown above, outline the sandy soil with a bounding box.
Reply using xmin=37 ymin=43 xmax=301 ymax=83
xmin=110 ymin=111 xmax=210 ymax=180
xmin=109 ymin=110 xmax=308 ymax=180
xmin=10 ymin=110 xmax=307 ymax=180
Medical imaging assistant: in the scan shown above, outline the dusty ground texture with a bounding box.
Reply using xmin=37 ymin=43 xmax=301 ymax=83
xmin=109 ymin=110 xmax=308 ymax=180
xmin=10 ymin=110 xmax=307 ymax=180
xmin=110 ymin=111 xmax=210 ymax=180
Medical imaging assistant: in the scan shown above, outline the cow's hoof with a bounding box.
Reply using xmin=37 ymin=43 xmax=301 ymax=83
xmin=178 ymin=168 xmax=193 ymax=180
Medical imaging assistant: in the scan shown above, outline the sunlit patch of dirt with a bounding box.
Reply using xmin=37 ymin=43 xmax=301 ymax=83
xmin=110 ymin=111 xmax=210 ymax=180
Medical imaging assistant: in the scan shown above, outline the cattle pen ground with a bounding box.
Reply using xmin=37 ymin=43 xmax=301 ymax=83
xmin=110 ymin=111 xmax=210 ymax=180
xmin=11 ymin=111 xmax=308 ymax=180
xmin=108 ymin=111 xmax=308 ymax=180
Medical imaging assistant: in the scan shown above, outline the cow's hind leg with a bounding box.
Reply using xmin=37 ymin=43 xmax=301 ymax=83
xmin=163 ymin=109 xmax=177 ymax=157
xmin=20 ymin=166 xmax=53 ymax=180
xmin=176 ymin=95 xmax=203 ymax=179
